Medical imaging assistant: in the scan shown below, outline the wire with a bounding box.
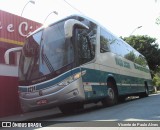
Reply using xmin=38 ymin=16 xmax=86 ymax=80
xmin=63 ymin=0 xmax=84 ymax=15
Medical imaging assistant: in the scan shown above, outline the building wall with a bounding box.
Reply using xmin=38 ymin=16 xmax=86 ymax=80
xmin=0 ymin=10 xmax=42 ymax=117
xmin=0 ymin=64 xmax=22 ymax=117
xmin=0 ymin=9 xmax=42 ymax=64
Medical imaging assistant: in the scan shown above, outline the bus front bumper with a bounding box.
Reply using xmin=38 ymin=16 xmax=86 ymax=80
xmin=19 ymin=78 xmax=85 ymax=112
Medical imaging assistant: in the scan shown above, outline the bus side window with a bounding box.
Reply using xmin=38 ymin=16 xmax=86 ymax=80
xmin=110 ymin=38 xmax=117 ymax=54
xmin=100 ymin=28 xmax=110 ymax=53
xmin=78 ymin=31 xmax=90 ymax=58
xmin=77 ymin=29 xmax=96 ymax=65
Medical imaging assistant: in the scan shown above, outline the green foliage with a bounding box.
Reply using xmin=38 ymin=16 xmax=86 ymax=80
xmin=153 ymin=73 xmax=160 ymax=87
xmin=152 ymin=58 xmax=160 ymax=88
xmin=122 ymin=35 xmax=160 ymax=72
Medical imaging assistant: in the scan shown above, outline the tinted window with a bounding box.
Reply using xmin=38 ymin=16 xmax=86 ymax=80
xmin=76 ymin=18 xmax=97 ymax=65
xmin=41 ymin=21 xmax=74 ymax=73
xmin=100 ymin=28 xmax=110 ymax=53
xmin=99 ymin=28 xmax=117 ymax=54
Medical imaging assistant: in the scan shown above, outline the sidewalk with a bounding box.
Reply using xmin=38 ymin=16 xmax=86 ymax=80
xmin=0 ymin=107 xmax=61 ymax=121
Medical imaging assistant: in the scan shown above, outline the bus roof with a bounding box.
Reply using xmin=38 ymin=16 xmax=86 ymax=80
xmin=27 ymin=14 xmax=145 ymax=58
xmin=27 ymin=14 xmax=99 ymax=38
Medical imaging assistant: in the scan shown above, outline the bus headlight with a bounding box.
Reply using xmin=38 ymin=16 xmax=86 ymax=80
xmin=57 ymin=70 xmax=86 ymax=87
xmin=58 ymin=76 xmax=74 ymax=86
xmin=73 ymin=70 xmax=86 ymax=80
xmin=73 ymin=72 xmax=81 ymax=80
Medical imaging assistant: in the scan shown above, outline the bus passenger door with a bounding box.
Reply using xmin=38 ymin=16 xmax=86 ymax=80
xmin=64 ymin=19 xmax=90 ymax=98
xmin=73 ymin=25 xmax=99 ymax=101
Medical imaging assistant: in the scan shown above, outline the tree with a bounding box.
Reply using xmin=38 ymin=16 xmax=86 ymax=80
xmin=153 ymin=73 xmax=160 ymax=88
xmin=122 ymin=35 xmax=160 ymax=72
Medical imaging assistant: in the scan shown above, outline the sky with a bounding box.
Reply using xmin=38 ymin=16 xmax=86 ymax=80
xmin=0 ymin=0 xmax=160 ymax=43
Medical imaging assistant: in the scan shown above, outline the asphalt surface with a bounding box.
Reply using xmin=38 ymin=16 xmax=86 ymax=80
xmin=41 ymin=93 xmax=160 ymax=122
xmin=1 ymin=93 xmax=160 ymax=129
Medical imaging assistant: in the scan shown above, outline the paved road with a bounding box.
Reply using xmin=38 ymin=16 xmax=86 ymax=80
xmin=28 ymin=93 xmax=160 ymax=128
xmin=44 ymin=93 xmax=160 ymax=122
xmin=4 ymin=93 xmax=160 ymax=129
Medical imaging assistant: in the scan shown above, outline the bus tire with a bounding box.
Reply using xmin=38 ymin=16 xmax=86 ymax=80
xmin=140 ymin=82 xmax=149 ymax=98
xmin=144 ymin=86 xmax=149 ymax=97
xmin=102 ymin=79 xmax=118 ymax=107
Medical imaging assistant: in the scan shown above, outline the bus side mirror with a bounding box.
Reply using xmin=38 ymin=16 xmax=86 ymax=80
xmin=4 ymin=47 xmax=22 ymax=64
xmin=64 ymin=19 xmax=89 ymax=38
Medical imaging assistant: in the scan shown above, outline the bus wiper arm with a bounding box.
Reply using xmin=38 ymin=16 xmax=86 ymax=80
xmin=42 ymin=54 xmax=54 ymax=72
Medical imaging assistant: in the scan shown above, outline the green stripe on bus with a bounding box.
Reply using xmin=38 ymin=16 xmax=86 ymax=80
xmin=81 ymin=67 xmax=153 ymax=99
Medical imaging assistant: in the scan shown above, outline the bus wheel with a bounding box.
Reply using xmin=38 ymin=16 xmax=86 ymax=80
xmin=102 ymin=80 xmax=118 ymax=107
xmin=140 ymin=83 xmax=149 ymax=98
xmin=144 ymin=86 xmax=149 ymax=97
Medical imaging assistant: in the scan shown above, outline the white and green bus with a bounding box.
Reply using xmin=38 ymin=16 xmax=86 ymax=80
xmin=17 ymin=15 xmax=153 ymax=113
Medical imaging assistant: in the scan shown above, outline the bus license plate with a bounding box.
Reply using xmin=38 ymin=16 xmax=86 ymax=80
xmin=37 ymin=99 xmax=48 ymax=105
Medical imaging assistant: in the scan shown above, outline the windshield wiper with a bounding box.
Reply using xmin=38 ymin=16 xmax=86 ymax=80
xmin=42 ymin=53 xmax=54 ymax=72
xmin=41 ymin=45 xmax=54 ymax=72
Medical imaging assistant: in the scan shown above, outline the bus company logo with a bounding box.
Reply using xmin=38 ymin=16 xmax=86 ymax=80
xmin=2 ymin=122 xmax=11 ymax=127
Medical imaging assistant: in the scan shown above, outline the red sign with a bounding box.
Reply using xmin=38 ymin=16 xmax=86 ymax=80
xmin=0 ymin=10 xmax=42 ymax=45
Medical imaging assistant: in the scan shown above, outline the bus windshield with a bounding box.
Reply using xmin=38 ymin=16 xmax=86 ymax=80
xmin=19 ymin=21 xmax=74 ymax=84
xmin=19 ymin=17 xmax=97 ymax=85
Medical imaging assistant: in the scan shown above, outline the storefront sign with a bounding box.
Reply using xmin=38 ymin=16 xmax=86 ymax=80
xmin=0 ymin=10 xmax=42 ymax=43
xmin=0 ymin=21 xmax=34 ymax=37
